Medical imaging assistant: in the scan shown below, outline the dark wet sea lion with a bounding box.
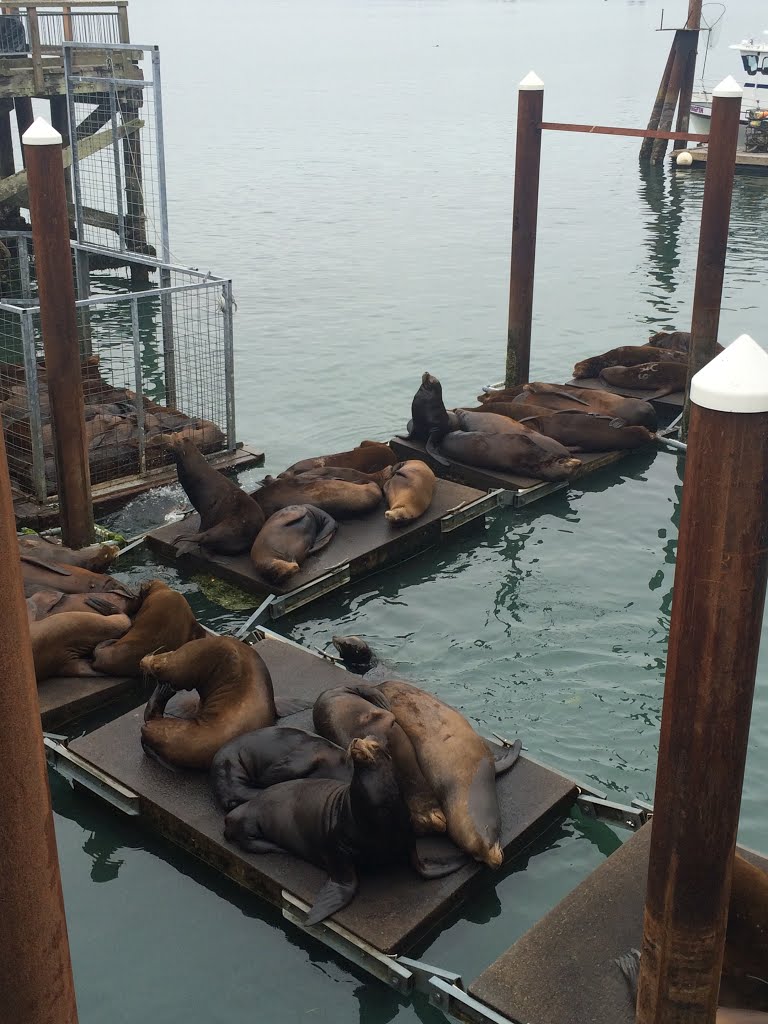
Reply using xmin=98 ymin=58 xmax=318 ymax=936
xmin=283 ymin=441 xmax=397 ymax=476
xmin=367 ymin=680 xmax=510 ymax=867
xmin=210 ymin=726 xmax=352 ymax=811
xmin=480 ymin=381 xmax=658 ymax=431
xmin=223 ymin=736 xmax=412 ymax=925
xmin=573 ymin=345 xmax=687 ymax=379
xmin=25 ymin=588 xmax=140 ymax=622
xmin=29 ymin=611 xmax=132 ymax=682
xmin=723 ymin=852 xmax=768 ymax=988
xmin=516 ymin=410 xmax=655 ymax=452
xmin=167 ymin=436 xmax=265 ymax=555
xmin=91 ymin=579 xmax=206 ymax=677
xmin=600 ymin=360 xmax=688 ymax=396
xmin=253 ymin=475 xmax=382 ymax=520
xmin=141 ymin=636 xmax=276 ymax=771
xmin=397 ymin=372 xmax=457 ymax=466
xmin=647 ymin=329 xmax=693 ymax=352
xmin=381 ymin=460 xmax=436 ymax=524
xmin=20 ymin=556 xmax=136 ymax=600
xmin=17 ymin=534 xmax=120 ymax=572
xmin=439 ymin=430 xmax=582 ymax=481
xmin=313 ymin=682 xmax=446 ymax=835
xmin=249 ymin=504 xmax=337 ymax=584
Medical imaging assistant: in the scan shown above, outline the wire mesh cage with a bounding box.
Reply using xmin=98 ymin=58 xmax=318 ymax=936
xmin=0 ymin=232 xmax=235 ymax=504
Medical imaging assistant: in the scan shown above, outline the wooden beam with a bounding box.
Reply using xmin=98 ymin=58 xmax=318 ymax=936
xmin=540 ymin=122 xmax=708 ymax=142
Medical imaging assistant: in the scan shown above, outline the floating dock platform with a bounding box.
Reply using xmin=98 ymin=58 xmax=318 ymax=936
xmin=670 ymin=145 xmax=768 ymax=174
xmin=389 ymin=437 xmax=635 ymax=508
xmin=51 ymin=632 xmax=579 ymax=980
xmin=468 ymin=822 xmax=768 ymax=1024
xmin=146 ymin=480 xmax=498 ymax=619
xmin=39 ymin=673 xmax=140 ymax=731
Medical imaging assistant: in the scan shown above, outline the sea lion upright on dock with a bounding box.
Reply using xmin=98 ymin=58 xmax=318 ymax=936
xmin=167 ymin=436 xmax=265 ymax=556
xmin=141 ymin=636 xmax=276 ymax=771
xmin=397 ymin=372 xmax=458 ymax=466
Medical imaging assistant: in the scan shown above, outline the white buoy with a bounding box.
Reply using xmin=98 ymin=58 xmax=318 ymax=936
xmin=676 ymin=150 xmax=694 ymax=167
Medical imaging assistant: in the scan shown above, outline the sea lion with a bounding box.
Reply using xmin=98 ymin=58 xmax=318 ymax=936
xmin=648 ymin=329 xmax=693 ymax=352
xmin=249 ymin=504 xmax=337 ymax=585
xmin=253 ymin=475 xmax=382 ymax=520
xmin=167 ymin=436 xmax=265 ymax=555
xmin=283 ymin=441 xmax=397 ymax=476
xmin=516 ymin=410 xmax=655 ymax=452
xmin=17 ymin=534 xmax=120 ymax=572
xmin=91 ymin=580 xmax=206 ymax=677
xmin=141 ymin=636 xmax=276 ymax=771
xmin=397 ymin=372 xmax=458 ymax=466
xmin=210 ymin=727 xmax=352 ymax=811
xmin=25 ymin=588 xmax=140 ymax=623
xmin=20 ymin=556 xmax=136 ymax=600
xmin=573 ymin=345 xmax=687 ymax=379
xmin=439 ymin=430 xmax=582 ymax=481
xmin=600 ymin=361 xmax=688 ymax=396
xmin=723 ymin=852 xmax=768 ymax=987
xmin=480 ymin=382 xmax=658 ymax=430
xmin=29 ymin=611 xmax=132 ymax=682
xmin=381 ymin=460 xmax=436 ymax=524
xmin=223 ymin=736 xmax=412 ymax=925
xmin=359 ymin=680 xmax=510 ymax=867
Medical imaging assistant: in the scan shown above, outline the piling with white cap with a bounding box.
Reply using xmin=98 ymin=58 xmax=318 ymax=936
xmin=683 ymin=75 xmax=743 ymax=438
xmin=636 ymin=334 xmax=768 ymax=1024
xmin=506 ymin=71 xmax=543 ymax=387
xmin=22 ymin=116 xmax=94 ymax=547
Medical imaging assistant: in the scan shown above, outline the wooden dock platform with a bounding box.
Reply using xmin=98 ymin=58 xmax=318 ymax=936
xmin=146 ymin=479 xmax=497 ymax=618
xmin=670 ymin=145 xmax=768 ymax=173
xmin=64 ymin=634 xmax=578 ymax=957
xmin=39 ymin=673 xmax=141 ymax=731
xmin=468 ymin=822 xmax=768 ymax=1024
xmin=389 ymin=436 xmax=636 ymax=508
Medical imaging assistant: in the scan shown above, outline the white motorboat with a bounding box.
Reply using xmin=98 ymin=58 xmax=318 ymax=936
xmin=690 ymin=31 xmax=768 ymax=146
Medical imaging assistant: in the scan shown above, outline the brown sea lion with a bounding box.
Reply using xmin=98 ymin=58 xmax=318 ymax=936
xmin=397 ymin=372 xmax=458 ymax=466
xmin=210 ymin=727 xmax=352 ymax=811
xmin=18 ymin=534 xmax=120 ymax=572
xmin=283 ymin=441 xmax=397 ymax=476
xmin=312 ymin=682 xmax=446 ymax=835
xmin=91 ymin=580 xmax=206 ymax=677
xmin=573 ymin=345 xmax=687 ymax=379
xmin=29 ymin=611 xmax=132 ymax=682
xmin=516 ymin=410 xmax=655 ymax=452
xmin=167 ymin=436 xmax=265 ymax=555
xmin=223 ymin=737 xmax=412 ymax=926
xmin=647 ymin=329 xmax=693 ymax=352
xmin=723 ymin=852 xmax=768 ymax=987
xmin=480 ymin=382 xmax=658 ymax=430
xmin=366 ymin=680 xmax=508 ymax=867
xmin=249 ymin=504 xmax=338 ymax=584
xmin=20 ymin=557 xmax=136 ymax=600
xmin=600 ymin=361 xmax=688 ymax=396
xmin=439 ymin=430 xmax=582 ymax=481
xmin=25 ymin=589 xmax=140 ymax=623
xmin=382 ymin=461 xmax=436 ymax=524
xmin=141 ymin=636 xmax=276 ymax=771
xmin=253 ymin=475 xmax=382 ymax=520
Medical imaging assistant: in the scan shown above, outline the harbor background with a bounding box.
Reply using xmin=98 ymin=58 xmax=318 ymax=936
xmin=51 ymin=1 xmax=768 ymax=1020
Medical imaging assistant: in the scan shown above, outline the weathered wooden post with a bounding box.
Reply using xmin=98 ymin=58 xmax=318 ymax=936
xmin=682 ymin=76 xmax=741 ymax=439
xmin=23 ymin=116 xmax=94 ymax=546
xmin=675 ymin=0 xmax=703 ymax=140
xmin=505 ymin=71 xmax=543 ymax=388
xmin=636 ymin=333 xmax=768 ymax=1024
xmin=0 ymin=427 xmax=79 ymax=1023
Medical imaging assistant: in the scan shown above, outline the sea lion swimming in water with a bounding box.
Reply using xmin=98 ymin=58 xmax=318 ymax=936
xmin=223 ymin=736 xmax=412 ymax=926
xmin=253 ymin=474 xmax=382 ymax=520
xmin=210 ymin=727 xmax=352 ymax=811
xmin=29 ymin=611 xmax=132 ymax=682
xmin=397 ymin=372 xmax=458 ymax=466
xmin=249 ymin=504 xmax=338 ymax=584
xmin=141 ymin=636 xmax=276 ymax=771
xmin=167 ymin=436 xmax=265 ymax=556
xmin=381 ymin=460 xmax=436 ymax=524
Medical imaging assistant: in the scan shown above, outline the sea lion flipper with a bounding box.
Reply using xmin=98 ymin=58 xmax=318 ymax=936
xmin=609 ymin=417 xmax=628 ymax=429
xmin=306 ymin=510 xmax=338 ymax=555
xmin=238 ymin=838 xmax=287 ymax=855
xmin=274 ymin=696 xmax=314 ymax=718
xmin=425 ymin=434 xmax=450 ymax=467
xmin=614 ymin=948 xmax=642 ymax=1005
xmin=85 ymin=596 xmax=116 ymax=615
xmin=493 ymin=738 xmax=522 ymax=776
xmin=526 ymin=383 xmax=590 ymax=406
xmin=337 ymin=682 xmax=391 ymax=711
xmin=305 ymin=862 xmax=358 ymax=926
xmin=144 ymin=682 xmax=176 ymax=721
xmin=20 ymin=555 xmax=73 ymax=576
xmin=411 ymin=837 xmax=471 ymax=879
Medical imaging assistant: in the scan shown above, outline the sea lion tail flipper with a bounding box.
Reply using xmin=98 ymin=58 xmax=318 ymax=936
xmin=614 ymin=948 xmax=642 ymax=1006
xmin=395 ymin=418 xmax=416 ymax=441
xmin=493 ymin=738 xmax=523 ymax=776
xmin=85 ymin=596 xmax=116 ymax=615
xmin=411 ymin=837 xmax=472 ymax=879
xmin=425 ymin=434 xmax=450 ymax=467
xmin=305 ymin=863 xmax=358 ymax=926
xmin=144 ymin=681 xmax=176 ymax=721
xmin=527 ymin=383 xmax=590 ymax=406
xmin=274 ymin=696 xmax=314 ymax=718
xmin=237 ymin=838 xmax=287 ymax=855
xmin=339 ymin=682 xmax=391 ymax=711
xmin=306 ymin=509 xmax=339 ymax=555
xmin=20 ymin=555 xmax=73 ymax=576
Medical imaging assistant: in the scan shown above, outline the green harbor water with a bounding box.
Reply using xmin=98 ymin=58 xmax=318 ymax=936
xmin=51 ymin=1 xmax=768 ymax=1020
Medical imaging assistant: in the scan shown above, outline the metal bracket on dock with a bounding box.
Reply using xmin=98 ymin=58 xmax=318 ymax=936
xmin=396 ymin=958 xmax=513 ymax=1024
xmin=576 ymin=793 xmax=651 ymax=831
xmin=44 ymin=736 xmax=140 ymax=816
xmin=441 ymin=489 xmax=503 ymax=533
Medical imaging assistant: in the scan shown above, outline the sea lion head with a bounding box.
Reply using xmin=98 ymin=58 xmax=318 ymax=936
xmin=420 ymin=372 xmax=442 ymax=393
xmin=332 ymin=634 xmax=375 ymax=670
xmin=572 ymin=356 xmax=603 ymax=379
xmin=164 ymin=434 xmax=199 ymax=460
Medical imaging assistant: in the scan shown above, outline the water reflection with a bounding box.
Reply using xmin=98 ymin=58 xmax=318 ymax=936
xmin=637 ymin=163 xmax=685 ymax=319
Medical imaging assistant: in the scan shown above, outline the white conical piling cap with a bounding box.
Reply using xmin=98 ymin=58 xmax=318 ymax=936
xmin=22 ymin=116 xmax=62 ymax=146
xmin=713 ymin=75 xmax=743 ymax=98
xmin=691 ymin=334 xmax=768 ymax=412
xmin=519 ymin=71 xmax=544 ymax=91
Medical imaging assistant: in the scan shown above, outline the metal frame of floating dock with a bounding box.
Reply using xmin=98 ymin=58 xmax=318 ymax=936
xmin=145 ymin=479 xmax=500 ymax=620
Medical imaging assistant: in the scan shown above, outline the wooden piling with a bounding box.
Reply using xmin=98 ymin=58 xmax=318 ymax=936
xmin=506 ymin=71 xmax=543 ymax=389
xmin=640 ymin=39 xmax=678 ymax=162
xmin=0 ymin=427 xmax=79 ymax=1024
xmin=650 ymin=32 xmax=696 ymax=165
xmin=15 ymin=96 xmax=34 ymax=167
xmin=23 ymin=117 xmax=94 ymax=547
xmin=675 ymin=2 xmax=703 ymax=141
xmin=683 ymin=77 xmax=742 ymax=437
xmin=635 ymin=333 xmax=768 ymax=1024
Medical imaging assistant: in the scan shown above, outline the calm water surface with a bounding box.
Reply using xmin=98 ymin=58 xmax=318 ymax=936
xmin=51 ymin=1 xmax=768 ymax=1020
